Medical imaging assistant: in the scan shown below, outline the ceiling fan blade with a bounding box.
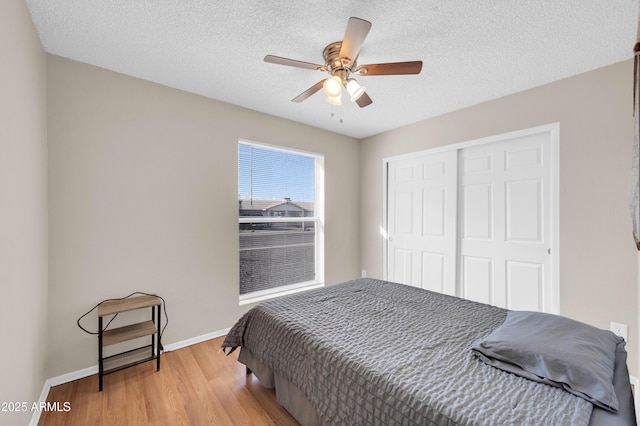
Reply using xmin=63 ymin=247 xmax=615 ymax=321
xmin=339 ymin=17 xmax=372 ymax=63
xmin=292 ymin=80 xmax=326 ymax=103
xmin=356 ymin=61 xmax=423 ymax=76
xmin=264 ymin=55 xmax=324 ymax=71
xmin=355 ymin=92 xmax=373 ymax=108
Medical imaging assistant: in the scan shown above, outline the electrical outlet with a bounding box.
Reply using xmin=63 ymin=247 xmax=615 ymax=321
xmin=610 ymin=322 xmax=628 ymax=341
xmin=361 ymin=270 xmax=367 ymax=278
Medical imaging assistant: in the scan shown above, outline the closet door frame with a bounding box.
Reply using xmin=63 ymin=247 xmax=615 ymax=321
xmin=381 ymin=122 xmax=560 ymax=314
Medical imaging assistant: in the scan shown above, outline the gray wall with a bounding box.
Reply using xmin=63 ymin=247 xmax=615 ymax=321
xmin=359 ymin=60 xmax=638 ymax=375
xmin=46 ymin=55 xmax=361 ymax=377
xmin=0 ymin=0 xmax=48 ymax=424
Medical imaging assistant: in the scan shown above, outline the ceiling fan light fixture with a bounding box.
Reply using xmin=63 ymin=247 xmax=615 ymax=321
xmin=323 ymin=76 xmax=343 ymax=97
xmin=346 ymin=79 xmax=366 ymax=102
xmin=325 ymin=95 xmax=342 ymax=105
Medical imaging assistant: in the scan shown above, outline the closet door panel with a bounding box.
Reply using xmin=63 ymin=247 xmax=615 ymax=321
xmin=386 ymin=126 xmax=555 ymax=312
xmin=461 ymin=255 xmax=493 ymax=305
xmin=506 ymin=260 xmax=543 ymax=311
xmin=459 ymin=133 xmax=550 ymax=310
xmin=387 ymin=151 xmax=457 ymax=294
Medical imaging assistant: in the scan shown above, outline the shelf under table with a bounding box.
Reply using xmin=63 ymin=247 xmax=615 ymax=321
xmin=102 ymin=321 xmax=157 ymax=346
xmin=103 ymin=346 xmax=156 ymax=374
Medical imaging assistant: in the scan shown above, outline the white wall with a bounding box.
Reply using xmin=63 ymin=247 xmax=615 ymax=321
xmin=0 ymin=0 xmax=48 ymax=424
xmin=360 ymin=59 xmax=638 ymax=375
xmin=46 ymin=55 xmax=361 ymax=377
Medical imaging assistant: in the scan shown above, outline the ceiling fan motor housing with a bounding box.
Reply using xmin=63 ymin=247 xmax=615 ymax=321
xmin=323 ymin=41 xmax=355 ymax=83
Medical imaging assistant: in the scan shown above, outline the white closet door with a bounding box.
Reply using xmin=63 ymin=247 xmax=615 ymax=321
xmin=385 ymin=126 xmax=556 ymax=313
xmin=459 ymin=132 xmax=550 ymax=311
xmin=387 ymin=150 xmax=458 ymax=295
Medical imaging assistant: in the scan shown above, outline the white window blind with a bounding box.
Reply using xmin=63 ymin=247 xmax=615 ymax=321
xmin=238 ymin=141 xmax=323 ymax=301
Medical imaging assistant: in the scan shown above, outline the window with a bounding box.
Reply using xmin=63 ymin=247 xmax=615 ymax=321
xmin=238 ymin=141 xmax=324 ymax=303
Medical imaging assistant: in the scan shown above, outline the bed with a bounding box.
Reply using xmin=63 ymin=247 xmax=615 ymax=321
xmin=222 ymin=278 xmax=636 ymax=425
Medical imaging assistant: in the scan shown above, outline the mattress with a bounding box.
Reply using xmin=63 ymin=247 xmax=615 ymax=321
xmin=222 ymin=278 xmax=636 ymax=425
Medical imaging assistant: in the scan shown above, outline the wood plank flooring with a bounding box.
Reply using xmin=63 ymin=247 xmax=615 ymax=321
xmin=38 ymin=336 xmax=299 ymax=425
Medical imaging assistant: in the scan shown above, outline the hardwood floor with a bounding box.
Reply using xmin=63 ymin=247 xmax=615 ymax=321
xmin=38 ymin=336 xmax=299 ymax=425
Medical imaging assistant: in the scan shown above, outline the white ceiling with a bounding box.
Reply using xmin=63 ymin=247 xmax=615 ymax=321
xmin=26 ymin=1 xmax=639 ymax=139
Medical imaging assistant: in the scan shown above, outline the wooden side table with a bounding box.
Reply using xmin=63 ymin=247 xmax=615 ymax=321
xmin=97 ymin=295 xmax=161 ymax=391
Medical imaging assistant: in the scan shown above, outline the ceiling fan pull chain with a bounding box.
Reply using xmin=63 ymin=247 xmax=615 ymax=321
xmin=329 ymin=101 xmax=344 ymax=123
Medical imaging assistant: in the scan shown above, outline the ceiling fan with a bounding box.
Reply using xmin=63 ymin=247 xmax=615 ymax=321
xmin=264 ymin=17 xmax=423 ymax=108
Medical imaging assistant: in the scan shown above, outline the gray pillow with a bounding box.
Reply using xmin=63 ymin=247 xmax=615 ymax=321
xmin=472 ymin=310 xmax=622 ymax=412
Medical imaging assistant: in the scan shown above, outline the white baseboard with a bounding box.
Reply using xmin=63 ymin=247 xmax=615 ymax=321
xmin=631 ymin=375 xmax=639 ymax=424
xmin=29 ymin=328 xmax=230 ymax=426
xmin=163 ymin=328 xmax=229 ymax=352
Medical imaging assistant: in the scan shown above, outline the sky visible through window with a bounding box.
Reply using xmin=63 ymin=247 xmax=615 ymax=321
xmin=238 ymin=143 xmax=315 ymax=203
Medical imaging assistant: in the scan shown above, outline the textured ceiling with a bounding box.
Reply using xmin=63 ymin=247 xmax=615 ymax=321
xmin=26 ymin=1 xmax=639 ymax=139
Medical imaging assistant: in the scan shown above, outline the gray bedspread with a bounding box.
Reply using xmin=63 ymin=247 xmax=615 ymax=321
xmin=222 ymin=278 xmax=595 ymax=425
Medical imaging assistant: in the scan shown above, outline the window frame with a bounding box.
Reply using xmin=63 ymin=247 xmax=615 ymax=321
xmin=238 ymin=139 xmax=324 ymax=305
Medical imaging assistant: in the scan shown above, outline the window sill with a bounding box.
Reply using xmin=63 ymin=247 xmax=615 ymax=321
xmin=239 ymin=282 xmax=324 ymax=306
